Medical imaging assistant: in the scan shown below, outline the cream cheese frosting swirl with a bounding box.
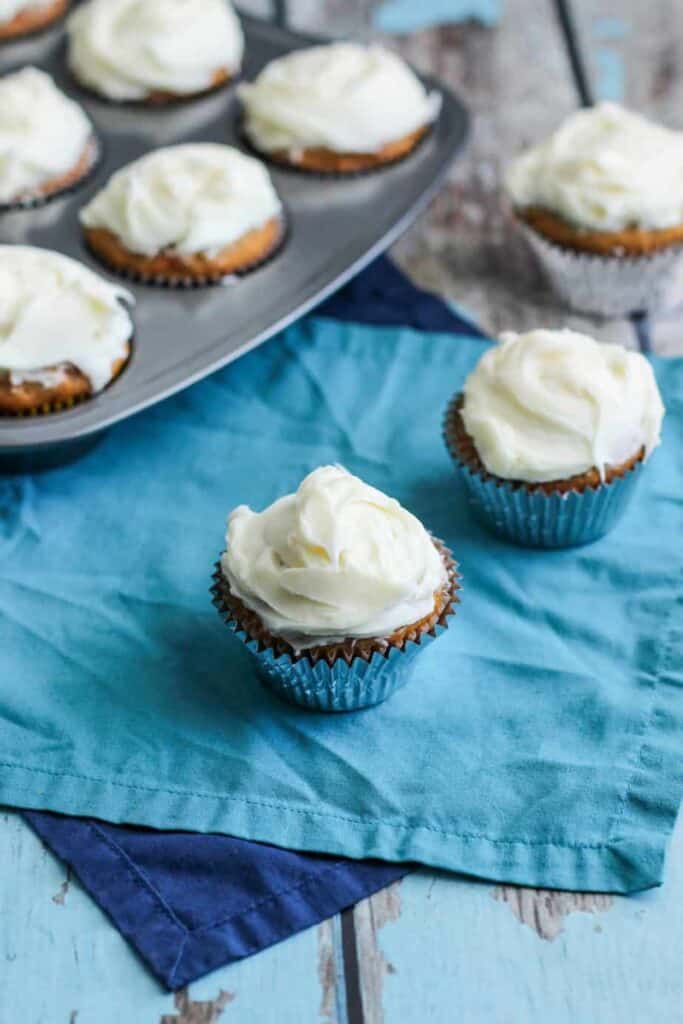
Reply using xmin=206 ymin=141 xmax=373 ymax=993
xmin=240 ymin=43 xmax=441 ymax=155
xmin=506 ymin=102 xmax=683 ymax=232
xmin=67 ymin=0 xmax=244 ymax=101
xmin=0 ymin=67 xmax=93 ymax=205
xmin=80 ymin=144 xmax=282 ymax=257
xmin=0 ymin=246 xmax=133 ymax=391
xmin=221 ymin=465 xmax=447 ymax=648
xmin=462 ymin=328 xmax=665 ymax=483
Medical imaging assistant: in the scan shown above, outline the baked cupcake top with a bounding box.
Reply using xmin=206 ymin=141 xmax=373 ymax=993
xmin=80 ymin=144 xmax=282 ymax=257
xmin=67 ymin=0 xmax=244 ymax=102
xmin=506 ymin=102 xmax=683 ymax=233
xmin=0 ymin=67 xmax=93 ymax=205
xmin=0 ymin=246 xmax=133 ymax=391
xmin=240 ymin=43 xmax=441 ymax=156
xmin=462 ymin=328 xmax=665 ymax=483
xmin=221 ymin=465 xmax=447 ymax=647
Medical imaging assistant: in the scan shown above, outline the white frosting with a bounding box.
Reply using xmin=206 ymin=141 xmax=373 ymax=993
xmin=0 ymin=68 xmax=93 ymax=205
xmin=67 ymin=0 xmax=244 ymax=101
xmin=80 ymin=144 xmax=282 ymax=257
xmin=0 ymin=0 xmax=53 ymax=20
xmin=506 ymin=102 xmax=683 ymax=232
xmin=240 ymin=43 xmax=441 ymax=155
xmin=462 ymin=328 xmax=665 ymax=483
xmin=221 ymin=465 xmax=447 ymax=648
xmin=0 ymin=247 xmax=133 ymax=392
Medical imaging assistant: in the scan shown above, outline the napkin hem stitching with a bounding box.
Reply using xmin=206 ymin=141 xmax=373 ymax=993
xmin=88 ymin=817 xmax=352 ymax=938
xmin=3 ymin=764 xmax=636 ymax=849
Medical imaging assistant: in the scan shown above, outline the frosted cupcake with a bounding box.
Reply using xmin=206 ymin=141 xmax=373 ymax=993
xmin=0 ymin=68 xmax=97 ymax=210
xmin=212 ymin=465 xmax=460 ymax=711
xmin=506 ymin=103 xmax=683 ymax=315
xmin=444 ymin=328 xmax=665 ymax=547
xmin=0 ymin=0 xmax=67 ymax=40
xmin=67 ymin=0 xmax=244 ymax=104
xmin=0 ymin=247 xmax=133 ymax=415
xmin=239 ymin=43 xmax=441 ymax=174
xmin=80 ymin=143 xmax=284 ymax=285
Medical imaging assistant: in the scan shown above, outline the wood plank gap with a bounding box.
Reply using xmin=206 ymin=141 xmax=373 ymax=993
xmin=340 ymin=906 xmax=366 ymax=1024
xmin=551 ymin=0 xmax=595 ymax=106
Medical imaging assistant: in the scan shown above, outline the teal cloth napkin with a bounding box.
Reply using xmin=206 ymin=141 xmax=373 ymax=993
xmin=1 ymin=318 xmax=681 ymax=893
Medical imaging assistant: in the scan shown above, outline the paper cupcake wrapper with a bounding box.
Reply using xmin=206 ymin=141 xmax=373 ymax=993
xmin=0 ymin=134 xmax=102 ymax=215
xmin=443 ymin=396 xmax=643 ymax=548
xmin=68 ymin=69 xmax=239 ymax=108
xmin=238 ymin=119 xmax=433 ymax=180
xmin=517 ymin=220 xmax=683 ymax=317
xmin=211 ymin=548 xmax=459 ymax=712
xmin=85 ymin=214 xmax=288 ymax=289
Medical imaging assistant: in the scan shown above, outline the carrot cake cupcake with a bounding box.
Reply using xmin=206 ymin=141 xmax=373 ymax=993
xmin=0 ymin=0 xmax=67 ymax=40
xmin=67 ymin=0 xmax=244 ymax=104
xmin=505 ymin=103 xmax=683 ymax=314
xmin=444 ymin=328 xmax=665 ymax=547
xmin=239 ymin=43 xmax=441 ymax=174
xmin=80 ymin=143 xmax=284 ymax=285
xmin=0 ymin=68 xmax=97 ymax=210
xmin=212 ymin=465 xmax=460 ymax=711
xmin=0 ymin=246 xmax=133 ymax=415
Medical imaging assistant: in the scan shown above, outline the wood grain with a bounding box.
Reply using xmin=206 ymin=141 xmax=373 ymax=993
xmin=492 ymin=886 xmax=614 ymax=941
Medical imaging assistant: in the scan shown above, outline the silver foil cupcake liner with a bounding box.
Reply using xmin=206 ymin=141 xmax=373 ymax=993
xmin=85 ymin=213 xmax=288 ymax=289
xmin=517 ymin=220 xmax=683 ymax=317
xmin=211 ymin=549 xmax=460 ymax=712
xmin=443 ymin=395 xmax=643 ymax=548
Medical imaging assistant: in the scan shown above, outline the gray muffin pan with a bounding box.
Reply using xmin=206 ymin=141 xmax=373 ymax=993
xmin=0 ymin=11 xmax=469 ymax=463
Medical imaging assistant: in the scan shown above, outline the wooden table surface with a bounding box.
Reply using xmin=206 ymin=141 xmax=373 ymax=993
xmin=2 ymin=2 xmax=682 ymax=1021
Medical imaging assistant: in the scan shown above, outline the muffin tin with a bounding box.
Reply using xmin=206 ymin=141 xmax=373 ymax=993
xmin=0 ymin=10 xmax=469 ymax=468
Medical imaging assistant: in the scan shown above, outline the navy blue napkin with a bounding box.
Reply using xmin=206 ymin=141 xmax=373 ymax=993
xmin=23 ymin=258 xmax=481 ymax=991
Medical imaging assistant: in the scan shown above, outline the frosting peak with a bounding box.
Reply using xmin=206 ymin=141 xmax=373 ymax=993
xmin=240 ymin=43 xmax=441 ymax=155
xmin=0 ymin=246 xmax=133 ymax=392
xmin=80 ymin=144 xmax=282 ymax=257
xmin=67 ymin=0 xmax=244 ymax=101
xmin=462 ymin=328 xmax=665 ymax=483
xmin=0 ymin=67 xmax=93 ymax=204
xmin=221 ymin=466 xmax=447 ymax=647
xmin=506 ymin=102 xmax=683 ymax=232
xmin=0 ymin=0 xmax=53 ymax=19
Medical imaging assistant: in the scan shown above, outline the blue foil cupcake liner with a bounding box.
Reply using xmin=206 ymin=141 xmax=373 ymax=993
xmin=444 ymin=394 xmax=643 ymax=548
xmin=210 ymin=545 xmax=460 ymax=712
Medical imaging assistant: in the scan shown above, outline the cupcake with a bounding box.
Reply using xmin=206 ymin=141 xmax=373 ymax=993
xmin=239 ymin=43 xmax=441 ymax=174
xmin=212 ymin=465 xmax=460 ymax=711
xmin=0 ymin=246 xmax=133 ymax=415
xmin=0 ymin=68 xmax=97 ymax=210
xmin=80 ymin=143 xmax=285 ymax=286
xmin=506 ymin=103 xmax=683 ymax=315
xmin=0 ymin=0 xmax=67 ymax=40
xmin=444 ymin=328 xmax=665 ymax=548
xmin=67 ymin=0 xmax=243 ymax=105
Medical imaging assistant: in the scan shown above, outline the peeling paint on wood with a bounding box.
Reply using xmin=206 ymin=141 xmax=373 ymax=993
xmin=353 ymin=882 xmax=403 ymax=1024
xmin=317 ymin=919 xmax=339 ymax=1024
xmin=52 ymin=868 xmax=71 ymax=906
xmin=492 ymin=886 xmax=614 ymax=941
xmin=160 ymin=988 xmax=234 ymax=1024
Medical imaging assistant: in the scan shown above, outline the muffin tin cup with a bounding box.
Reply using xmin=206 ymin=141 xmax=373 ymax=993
xmin=443 ymin=394 xmax=644 ymax=548
xmin=0 ymin=133 xmax=102 ymax=214
xmin=84 ymin=213 xmax=289 ymax=289
xmin=517 ymin=219 xmax=683 ymax=317
xmin=210 ymin=545 xmax=460 ymax=712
